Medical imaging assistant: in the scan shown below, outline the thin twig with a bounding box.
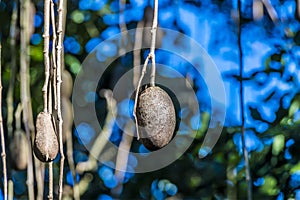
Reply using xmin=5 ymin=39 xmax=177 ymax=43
xmin=7 ymin=0 xmax=18 ymax=137
xmin=0 ymin=33 xmax=8 ymax=200
xmin=133 ymin=56 xmax=150 ymax=140
xmin=76 ymin=90 xmax=116 ymax=174
xmin=238 ymin=1 xmax=252 ymax=200
xmin=133 ymin=0 xmax=159 ymax=140
xmin=20 ymin=0 xmax=35 ymax=199
xmin=48 ymin=74 xmax=54 ymax=200
xmin=56 ymin=0 xmax=66 ymax=199
xmin=50 ymin=0 xmax=58 ymax=110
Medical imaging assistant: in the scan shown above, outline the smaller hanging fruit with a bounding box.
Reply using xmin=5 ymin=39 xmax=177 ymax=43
xmin=34 ymin=112 xmax=59 ymax=162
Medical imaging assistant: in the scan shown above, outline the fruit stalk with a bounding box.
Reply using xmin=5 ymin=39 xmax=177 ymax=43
xmin=149 ymin=0 xmax=158 ymax=87
xmin=133 ymin=0 xmax=159 ymax=139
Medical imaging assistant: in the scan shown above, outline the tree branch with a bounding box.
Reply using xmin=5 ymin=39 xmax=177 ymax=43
xmin=20 ymin=0 xmax=35 ymax=199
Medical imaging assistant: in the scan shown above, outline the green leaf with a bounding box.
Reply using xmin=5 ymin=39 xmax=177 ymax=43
xmin=272 ymin=134 xmax=285 ymax=156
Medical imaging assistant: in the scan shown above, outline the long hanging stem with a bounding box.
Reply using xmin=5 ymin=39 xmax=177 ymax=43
xmin=56 ymin=0 xmax=66 ymax=199
xmin=43 ymin=0 xmax=51 ymax=113
xmin=149 ymin=0 xmax=158 ymax=87
xmin=20 ymin=0 xmax=35 ymax=199
xmin=7 ymin=0 xmax=18 ymax=137
xmin=57 ymin=0 xmax=78 ymax=198
xmin=0 ymin=34 xmax=8 ymax=200
xmin=238 ymin=1 xmax=252 ymax=200
xmin=48 ymin=72 xmax=54 ymax=200
xmin=133 ymin=0 xmax=159 ymax=140
xmin=50 ymin=0 xmax=57 ymax=110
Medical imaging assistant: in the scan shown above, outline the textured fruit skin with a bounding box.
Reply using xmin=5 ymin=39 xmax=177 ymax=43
xmin=137 ymin=86 xmax=176 ymax=150
xmin=34 ymin=112 xmax=59 ymax=162
xmin=10 ymin=130 xmax=28 ymax=170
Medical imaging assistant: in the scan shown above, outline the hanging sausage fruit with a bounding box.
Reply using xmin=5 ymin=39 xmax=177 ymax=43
xmin=133 ymin=0 xmax=176 ymax=151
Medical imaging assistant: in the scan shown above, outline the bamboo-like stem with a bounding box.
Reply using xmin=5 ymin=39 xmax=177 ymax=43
xmin=48 ymin=162 xmax=53 ymax=200
xmin=50 ymin=0 xmax=58 ymax=110
xmin=76 ymin=90 xmax=116 ymax=174
xmin=56 ymin=0 xmax=66 ymax=199
xmin=237 ymin=1 xmax=252 ymax=200
xmin=7 ymin=1 xmax=18 ymax=137
xmin=0 ymin=35 xmax=8 ymax=200
xmin=149 ymin=0 xmax=158 ymax=87
xmin=42 ymin=0 xmax=51 ymax=113
xmin=133 ymin=0 xmax=159 ymax=139
xmin=20 ymin=0 xmax=35 ymax=199
xmin=58 ymin=0 xmax=78 ymax=197
xmin=42 ymin=1 xmax=53 ymax=199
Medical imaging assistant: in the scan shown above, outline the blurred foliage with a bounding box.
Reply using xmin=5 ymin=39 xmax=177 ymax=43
xmin=1 ymin=0 xmax=300 ymax=199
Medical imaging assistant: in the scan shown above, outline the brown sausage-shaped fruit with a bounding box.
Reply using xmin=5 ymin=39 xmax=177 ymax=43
xmin=10 ymin=130 xmax=29 ymax=170
xmin=136 ymin=86 xmax=176 ymax=150
xmin=34 ymin=112 xmax=59 ymax=162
